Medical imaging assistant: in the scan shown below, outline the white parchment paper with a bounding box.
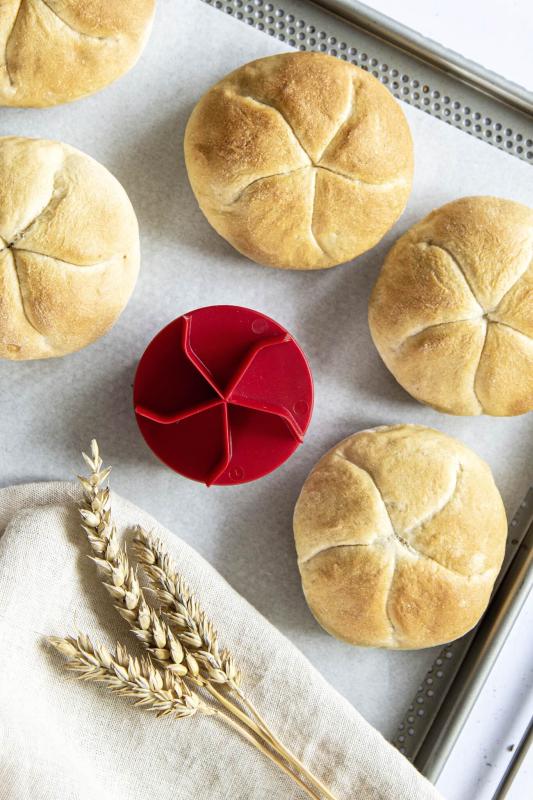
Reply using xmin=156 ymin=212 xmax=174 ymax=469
xmin=0 ymin=0 xmax=531 ymax=739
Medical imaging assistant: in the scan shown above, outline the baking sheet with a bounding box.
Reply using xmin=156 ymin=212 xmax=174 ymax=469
xmin=0 ymin=0 xmax=531 ymax=739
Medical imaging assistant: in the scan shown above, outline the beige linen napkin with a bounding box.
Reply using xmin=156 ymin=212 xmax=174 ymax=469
xmin=0 ymin=481 xmax=442 ymax=800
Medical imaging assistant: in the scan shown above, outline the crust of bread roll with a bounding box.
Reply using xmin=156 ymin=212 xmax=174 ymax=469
xmin=0 ymin=0 xmax=155 ymax=107
xmin=293 ymin=425 xmax=507 ymax=650
xmin=184 ymin=52 xmax=413 ymax=270
xmin=368 ymin=196 xmax=533 ymax=416
xmin=0 ymin=136 xmax=139 ymax=360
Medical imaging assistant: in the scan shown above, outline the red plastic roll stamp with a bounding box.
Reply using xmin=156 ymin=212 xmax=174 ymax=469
xmin=133 ymin=305 xmax=314 ymax=485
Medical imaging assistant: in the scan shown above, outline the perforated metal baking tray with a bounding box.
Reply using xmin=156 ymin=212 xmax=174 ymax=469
xmin=201 ymin=0 xmax=533 ymax=162
xmin=202 ymin=0 xmax=533 ymax=778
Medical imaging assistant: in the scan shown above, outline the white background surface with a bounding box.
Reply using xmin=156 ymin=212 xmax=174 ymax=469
xmin=0 ymin=1 xmax=532 ymax=798
xmin=363 ymin=0 xmax=533 ymax=91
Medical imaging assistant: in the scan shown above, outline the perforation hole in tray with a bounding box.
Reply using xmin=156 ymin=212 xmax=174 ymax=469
xmin=391 ymin=646 xmax=456 ymax=755
xmin=202 ymin=0 xmax=531 ymax=163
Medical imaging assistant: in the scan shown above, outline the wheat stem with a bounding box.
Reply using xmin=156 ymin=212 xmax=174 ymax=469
xmin=208 ymin=687 xmax=339 ymax=800
xmin=235 ymin=695 xmax=340 ymax=800
xmin=201 ymin=682 xmax=264 ymax=735
xmin=214 ymin=710 xmax=322 ymax=800
xmin=207 ymin=684 xmax=340 ymax=800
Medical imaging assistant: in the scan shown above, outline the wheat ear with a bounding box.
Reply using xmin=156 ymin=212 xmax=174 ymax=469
xmin=78 ymin=441 xmax=191 ymax=678
xmin=49 ymin=634 xmax=204 ymax=718
xmin=132 ymin=527 xmax=239 ymax=685
xmin=133 ymin=527 xmax=339 ymax=800
xmin=50 ymin=634 xmax=322 ymax=800
xmin=132 ymin=528 xmax=272 ymax=726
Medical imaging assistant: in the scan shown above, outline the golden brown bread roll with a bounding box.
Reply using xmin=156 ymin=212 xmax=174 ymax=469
xmin=294 ymin=425 xmax=507 ymax=649
xmin=0 ymin=0 xmax=155 ymax=107
xmin=184 ymin=52 xmax=413 ymax=269
xmin=369 ymin=196 xmax=533 ymax=416
xmin=0 ymin=136 xmax=140 ymax=360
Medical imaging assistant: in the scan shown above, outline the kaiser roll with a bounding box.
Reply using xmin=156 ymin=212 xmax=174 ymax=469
xmin=0 ymin=0 xmax=155 ymax=107
xmin=0 ymin=136 xmax=140 ymax=360
xmin=293 ymin=425 xmax=507 ymax=649
xmin=369 ymin=196 xmax=533 ymax=416
xmin=184 ymin=52 xmax=413 ymax=270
